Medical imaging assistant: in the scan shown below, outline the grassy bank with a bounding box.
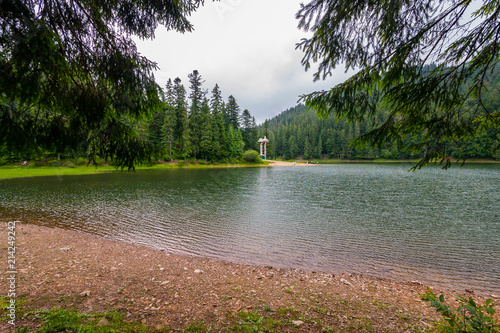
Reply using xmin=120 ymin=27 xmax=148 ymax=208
xmin=0 ymin=165 xmax=116 ymax=180
xmin=0 ymin=161 xmax=269 ymax=180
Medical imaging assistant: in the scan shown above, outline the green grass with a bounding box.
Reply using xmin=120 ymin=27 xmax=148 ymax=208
xmin=9 ymin=308 xmax=166 ymax=333
xmin=0 ymin=160 xmax=271 ymax=180
xmin=0 ymin=165 xmax=115 ymax=180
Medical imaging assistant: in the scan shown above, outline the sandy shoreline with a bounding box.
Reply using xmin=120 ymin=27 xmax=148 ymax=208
xmin=1 ymin=223 xmax=497 ymax=331
xmin=266 ymin=160 xmax=313 ymax=167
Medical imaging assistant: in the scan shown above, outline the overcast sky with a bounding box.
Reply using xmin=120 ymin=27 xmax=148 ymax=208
xmin=134 ymin=0 xmax=350 ymax=124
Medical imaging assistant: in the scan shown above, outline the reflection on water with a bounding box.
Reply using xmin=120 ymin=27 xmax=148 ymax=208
xmin=1 ymin=164 xmax=499 ymax=295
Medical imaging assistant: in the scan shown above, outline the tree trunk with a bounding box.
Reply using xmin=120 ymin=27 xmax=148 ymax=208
xmin=169 ymin=139 xmax=173 ymax=162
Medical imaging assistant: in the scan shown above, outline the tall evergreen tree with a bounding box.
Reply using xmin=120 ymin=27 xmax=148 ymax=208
xmin=173 ymin=78 xmax=188 ymax=149
xmin=199 ymin=98 xmax=214 ymax=162
xmin=241 ymin=109 xmax=256 ymax=150
xmin=162 ymin=79 xmax=176 ymax=162
xmin=296 ymin=0 xmax=500 ymax=168
xmin=210 ymin=84 xmax=227 ymax=159
xmin=188 ymin=70 xmax=206 ymax=161
xmin=0 ymin=0 xmax=205 ymax=170
xmin=225 ymin=96 xmax=241 ymax=129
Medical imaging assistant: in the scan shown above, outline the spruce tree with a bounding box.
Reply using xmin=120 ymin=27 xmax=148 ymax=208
xmin=296 ymin=0 xmax=500 ymax=168
xmin=241 ymin=109 xmax=254 ymax=150
xmin=188 ymin=70 xmax=206 ymax=161
xmin=210 ymin=84 xmax=227 ymax=160
xmin=173 ymin=78 xmax=188 ymax=149
xmin=162 ymin=79 xmax=176 ymax=162
xmin=0 ymin=0 xmax=205 ymax=170
xmin=199 ymin=98 xmax=214 ymax=162
xmin=225 ymin=96 xmax=241 ymax=129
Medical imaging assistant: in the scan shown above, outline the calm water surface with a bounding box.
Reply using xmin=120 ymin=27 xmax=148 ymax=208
xmin=1 ymin=164 xmax=499 ymax=295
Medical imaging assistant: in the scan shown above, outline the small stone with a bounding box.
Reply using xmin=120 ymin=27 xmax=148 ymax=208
xmin=160 ymin=281 xmax=170 ymax=285
xmin=80 ymin=290 xmax=91 ymax=297
xmin=340 ymin=278 xmax=352 ymax=286
xmin=97 ymin=317 xmax=109 ymax=327
xmin=194 ymin=269 xmax=203 ymax=274
xmin=59 ymin=247 xmax=71 ymax=251
xmin=292 ymin=320 xmax=304 ymax=327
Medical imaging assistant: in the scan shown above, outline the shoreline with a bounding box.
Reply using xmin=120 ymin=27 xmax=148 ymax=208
xmin=2 ymin=223 xmax=498 ymax=331
xmin=1 ymin=158 xmax=498 ymax=180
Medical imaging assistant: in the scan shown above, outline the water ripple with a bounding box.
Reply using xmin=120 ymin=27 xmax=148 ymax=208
xmin=1 ymin=164 xmax=499 ymax=295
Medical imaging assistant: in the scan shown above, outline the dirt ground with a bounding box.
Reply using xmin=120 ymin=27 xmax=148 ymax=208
xmin=1 ymin=223 xmax=497 ymax=332
xmin=266 ymin=160 xmax=312 ymax=167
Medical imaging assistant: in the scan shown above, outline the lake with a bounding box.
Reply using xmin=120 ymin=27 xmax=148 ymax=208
xmin=1 ymin=164 xmax=499 ymax=296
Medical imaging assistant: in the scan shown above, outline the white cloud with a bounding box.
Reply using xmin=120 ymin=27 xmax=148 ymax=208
xmin=134 ymin=0 xmax=349 ymax=123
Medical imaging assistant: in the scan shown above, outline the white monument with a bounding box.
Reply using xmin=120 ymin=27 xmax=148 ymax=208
xmin=257 ymin=136 xmax=269 ymax=160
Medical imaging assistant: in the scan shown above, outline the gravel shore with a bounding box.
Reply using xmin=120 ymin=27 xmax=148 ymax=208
xmin=1 ymin=223 xmax=495 ymax=332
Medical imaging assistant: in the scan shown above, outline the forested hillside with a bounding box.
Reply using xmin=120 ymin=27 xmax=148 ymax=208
xmin=261 ymin=65 xmax=500 ymax=162
xmin=3 ymin=67 xmax=499 ymax=166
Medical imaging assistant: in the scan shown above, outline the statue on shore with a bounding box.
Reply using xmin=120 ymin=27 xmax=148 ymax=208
xmin=257 ymin=136 xmax=269 ymax=160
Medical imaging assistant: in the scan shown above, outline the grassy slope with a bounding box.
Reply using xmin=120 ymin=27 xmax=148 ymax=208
xmin=0 ymin=165 xmax=115 ymax=180
xmin=0 ymin=162 xmax=269 ymax=180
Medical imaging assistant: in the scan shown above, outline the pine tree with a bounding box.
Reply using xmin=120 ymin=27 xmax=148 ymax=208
xmin=296 ymin=0 xmax=500 ymax=168
xmin=250 ymin=116 xmax=258 ymax=151
xmin=227 ymin=126 xmax=244 ymax=158
xmin=199 ymin=98 xmax=214 ymax=162
xmin=162 ymin=80 xmax=176 ymax=162
xmin=173 ymin=78 xmax=188 ymax=150
xmin=225 ymin=96 xmax=241 ymax=129
xmin=188 ymin=70 xmax=206 ymax=161
xmin=241 ymin=109 xmax=254 ymax=150
xmin=210 ymin=84 xmax=227 ymax=160
xmin=289 ymin=136 xmax=299 ymax=159
xmin=0 ymin=0 xmax=204 ymax=170
xmin=162 ymin=108 xmax=176 ymax=162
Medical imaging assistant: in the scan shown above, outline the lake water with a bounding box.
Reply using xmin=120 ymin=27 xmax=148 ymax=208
xmin=1 ymin=164 xmax=499 ymax=295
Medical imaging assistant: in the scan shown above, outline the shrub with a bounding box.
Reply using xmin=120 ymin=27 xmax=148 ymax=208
xmin=422 ymin=288 xmax=499 ymax=332
xmin=242 ymin=150 xmax=262 ymax=164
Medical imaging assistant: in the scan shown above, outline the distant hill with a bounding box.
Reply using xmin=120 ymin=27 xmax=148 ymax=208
xmin=259 ymin=96 xmax=500 ymax=161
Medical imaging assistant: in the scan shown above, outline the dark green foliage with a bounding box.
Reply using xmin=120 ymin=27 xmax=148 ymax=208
xmin=188 ymin=70 xmax=206 ymax=160
xmin=242 ymin=150 xmax=262 ymax=163
xmin=162 ymin=79 xmax=176 ymax=162
xmin=225 ymin=95 xmax=241 ymax=129
xmin=260 ymin=104 xmax=499 ymax=161
xmin=1 ymin=67 xmax=255 ymax=166
xmin=198 ymin=98 xmax=214 ymax=162
xmin=296 ymin=0 xmax=500 ymax=169
xmin=154 ymin=72 xmax=248 ymax=164
xmin=422 ymin=288 xmax=499 ymax=332
xmin=0 ymin=0 xmax=205 ymax=169
xmin=242 ymin=110 xmax=258 ymax=151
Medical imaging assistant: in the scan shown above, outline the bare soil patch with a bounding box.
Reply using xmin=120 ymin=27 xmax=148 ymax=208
xmin=266 ymin=160 xmax=311 ymax=167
